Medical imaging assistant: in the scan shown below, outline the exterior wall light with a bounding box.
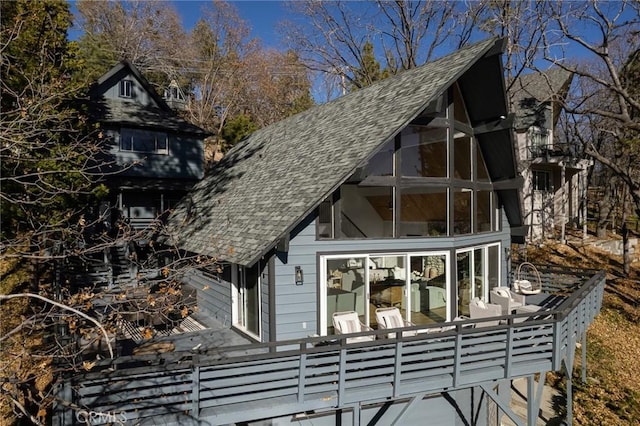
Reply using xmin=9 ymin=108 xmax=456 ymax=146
xmin=295 ymin=266 xmax=304 ymax=285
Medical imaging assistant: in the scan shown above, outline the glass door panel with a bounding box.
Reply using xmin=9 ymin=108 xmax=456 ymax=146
xmin=408 ymin=254 xmax=447 ymax=325
xmin=369 ymin=255 xmax=406 ymax=328
xmin=326 ymin=257 xmax=367 ymax=334
xmin=488 ymin=244 xmax=500 ymax=288
xmin=474 ymin=248 xmax=485 ymax=301
xmin=239 ymin=264 xmax=260 ymax=336
xmin=457 ymin=251 xmax=472 ymax=316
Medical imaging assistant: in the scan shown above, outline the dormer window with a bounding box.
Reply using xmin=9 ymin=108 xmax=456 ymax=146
xmin=119 ymin=80 xmax=132 ymax=98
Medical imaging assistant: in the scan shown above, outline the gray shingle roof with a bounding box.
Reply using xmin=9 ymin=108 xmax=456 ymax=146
xmin=509 ymin=68 xmax=573 ymax=129
xmin=167 ymin=38 xmax=502 ymax=266
xmin=98 ymin=99 xmax=209 ymax=135
xmin=90 ymin=60 xmax=210 ymax=136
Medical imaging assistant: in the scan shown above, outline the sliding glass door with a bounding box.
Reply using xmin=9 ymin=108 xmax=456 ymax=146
xmin=321 ymin=252 xmax=450 ymax=335
xmin=237 ymin=263 xmax=261 ymax=338
xmin=456 ymin=243 xmax=500 ymax=316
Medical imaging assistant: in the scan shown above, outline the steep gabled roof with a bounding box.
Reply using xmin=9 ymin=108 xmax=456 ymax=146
xmin=89 ymin=61 xmax=210 ymax=136
xmin=509 ymin=68 xmax=574 ymax=130
xmin=167 ymin=38 xmax=517 ymax=265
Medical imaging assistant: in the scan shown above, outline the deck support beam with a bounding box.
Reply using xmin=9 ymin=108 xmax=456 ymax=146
xmin=480 ymin=384 xmax=525 ymax=426
xmin=526 ymin=374 xmax=546 ymax=425
xmin=390 ymin=393 xmax=426 ymax=426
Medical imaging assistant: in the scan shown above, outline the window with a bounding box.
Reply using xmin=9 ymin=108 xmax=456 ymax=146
xmin=533 ymin=170 xmax=551 ymax=191
xmin=401 ymin=127 xmax=448 ymax=178
xmin=119 ymin=80 xmax=132 ymax=98
xmin=453 ymin=188 xmax=472 ymax=235
xmin=476 ymin=190 xmax=494 ymax=232
xmin=120 ymin=128 xmax=168 ymax=154
xmin=527 ymin=127 xmax=550 ymax=157
xmin=316 ymin=82 xmax=498 ymax=240
xmin=321 ymin=251 xmax=450 ymax=335
xmin=399 ymin=188 xmax=447 ymax=237
xmin=453 ymin=133 xmax=471 ymax=180
xmin=317 ymin=199 xmax=333 ymax=239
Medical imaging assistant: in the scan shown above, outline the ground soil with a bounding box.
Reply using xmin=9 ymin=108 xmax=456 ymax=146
xmin=523 ymin=234 xmax=640 ymax=425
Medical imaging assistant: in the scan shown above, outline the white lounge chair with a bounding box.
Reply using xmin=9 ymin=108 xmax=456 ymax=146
xmin=469 ymin=297 xmax=502 ymax=327
xmin=490 ymin=286 xmax=525 ymax=314
xmin=332 ymin=311 xmax=375 ymax=343
xmin=375 ymin=307 xmax=416 ymax=338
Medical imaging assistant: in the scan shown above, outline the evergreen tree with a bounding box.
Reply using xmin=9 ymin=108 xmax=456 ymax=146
xmin=1 ymin=0 xmax=106 ymax=250
xmin=350 ymin=41 xmax=389 ymax=90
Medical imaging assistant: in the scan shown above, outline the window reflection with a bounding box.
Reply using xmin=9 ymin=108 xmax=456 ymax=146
xmin=453 ymin=133 xmax=471 ymax=180
xmin=399 ymin=188 xmax=447 ymax=236
xmin=402 ymin=127 xmax=448 ymax=177
xmin=477 ymin=190 xmax=493 ymax=233
xmin=364 ymin=139 xmax=394 ymax=177
xmin=340 ymin=185 xmax=392 ymax=238
xmin=453 ymin=189 xmax=472 ymax=235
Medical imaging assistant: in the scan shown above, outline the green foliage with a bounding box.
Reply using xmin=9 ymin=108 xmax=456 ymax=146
xmin=350 ymin=41 xmax=390 ymax=91
xmin=221 ymin=114 xmax=258 ymax=152
xmin=0 ymin=0 xmax=106 ymax=243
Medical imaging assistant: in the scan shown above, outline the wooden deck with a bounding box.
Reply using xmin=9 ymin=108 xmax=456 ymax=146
xmin=53 ymin=267 xmax=605 ymax=425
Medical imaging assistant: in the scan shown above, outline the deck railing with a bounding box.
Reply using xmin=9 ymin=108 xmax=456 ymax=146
xmin=54 ymin=268 xmax=605 ymax=425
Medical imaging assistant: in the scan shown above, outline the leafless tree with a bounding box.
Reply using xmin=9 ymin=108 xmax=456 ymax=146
xmin=542 ymin=1 xmax=640 ymax=231
xmin=281 ymin=0 xmax=464 ymax=100
xmin=75 ymin=0 xmax=186 ymax=85
xmin=0 ymin=3 xmax=218 ymax=421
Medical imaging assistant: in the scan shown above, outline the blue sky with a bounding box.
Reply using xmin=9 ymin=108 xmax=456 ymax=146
xmin=172 ymin=0 xmax=288 ymax=49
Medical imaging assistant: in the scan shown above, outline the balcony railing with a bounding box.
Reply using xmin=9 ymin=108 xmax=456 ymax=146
xmin=527 ymin=143 xmax=576 ymax=160
xmin=53 ymin=267 xmax=605 ymax=426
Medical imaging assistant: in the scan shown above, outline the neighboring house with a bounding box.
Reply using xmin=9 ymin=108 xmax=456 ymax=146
xmin=509 ymin=68 xmax=591 ymax=242
xmin=168 ymin=37 xmax=526 ymax=343
xmin=89 ymin=61 xmax=209 ymax=231
xmin=55 ymin=38 xmax=606 ymax=426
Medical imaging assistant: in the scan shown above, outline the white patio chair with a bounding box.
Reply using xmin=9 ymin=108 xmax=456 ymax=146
xmin=469 ymin=297 xmax=503 ymax=327
xmin=332 ymin=311 xmax=375 ymax=343
xmin=490 ymin=286 xmax=525 ymax=314
xmin=375 ymin=307 xmax=417 ymax=338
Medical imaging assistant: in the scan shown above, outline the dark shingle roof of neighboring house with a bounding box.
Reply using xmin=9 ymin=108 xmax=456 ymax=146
xmin=509 ymin=68 xmax=573 ymax=129
xmin=89 ymin=61 xmax=210 ymax=136
xmin=167 ymin=37 xmax=518 ymax=265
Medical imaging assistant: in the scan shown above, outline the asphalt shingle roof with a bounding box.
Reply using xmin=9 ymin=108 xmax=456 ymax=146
xmin=98 ymin=99 xmax=209 ymax=135
xmin=167 ymin=38 xmax=502 ymax=266
xmin=509 ymin=68 xmax=573 ymax=129
xmin=90 ymin=61 xmax=209 ymax=136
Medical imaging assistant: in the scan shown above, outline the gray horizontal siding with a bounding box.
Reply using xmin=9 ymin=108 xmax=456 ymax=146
xmin=186 ymin=269 xmax=232 ymax=327
xmin=102 ymin=72 xmax=155 ymax=107
xmin=107 ymin=130 xmax=204 ymax=180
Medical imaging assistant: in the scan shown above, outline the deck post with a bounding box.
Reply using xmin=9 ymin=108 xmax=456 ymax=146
xmin=526 ymin=374 xmax=545 ymax=426
xmin=393 ymin=340 xmax=402 ymax=398
xmin=192 ymin=356 xmax=200 ymax=417
xmin=338 ymin=346 xmax=347 ymax=407
xmin=505 ymin=321 xmax=514 ymax=378
xmin=480 ymin=384 xmax=525 ymax=426
xmin=566 ymin=362 xmax=573 ymax=426
xmin=581 ymin=330 xmax=587 ymax=384
xmin=453 ymin=331 xmax=463 ymax=387
xmin=298 ymin=351 xmax=307 ymax=402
